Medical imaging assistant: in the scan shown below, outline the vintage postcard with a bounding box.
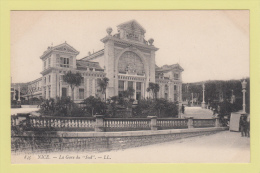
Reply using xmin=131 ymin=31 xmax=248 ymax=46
xmin=9 ymin=10 xmax=251 ymax=164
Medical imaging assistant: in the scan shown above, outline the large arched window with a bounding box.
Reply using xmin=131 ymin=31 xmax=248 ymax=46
xmin=118 ymin=51 xmax=144 ymax=75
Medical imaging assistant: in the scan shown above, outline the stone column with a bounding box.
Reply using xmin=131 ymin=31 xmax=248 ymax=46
xmin=241 ymin=80 xmax=247 ymax=113
xmin=150 ymin=51 xmax=156 ymax=82
xmin=179 ymin=84 xmax=182 ymax=102
xmin=84 ymin=77 xmax=87 ymax=99
xmin=124 ymin=80 xmax=127 ymax=90
xmin=46 ymin=86 xmax=49 ymax=99
xmin=103 ymin=39 xmax=115 ymax=98
xmin=94 ymin=115 xmax=104 ymax=132
xmin=168 ymin=82 xmax=171 ymax=101
xmin=92 ymin=79 xmax=96 ymax=96
xmin=201 ymin=83 xmax=206 ymax=109
xmin=242 ymin=89 xmax=246 ymax=113
xmin=18 ymin=85 xmax=21 ymax=102
xmin=172 ymin=84 xmax=175 ymax=101
xmin=58 ymin=75 xmax=61 ymax=97
xmin=141 ymin=82 xmax=145 ymax=98
xmin=147 ymin=116 xmax=158 ymax=130
xmin=86 ymin=78 xmax=90 ymax=97
xmin=133 ymin=81 xmax=136 ymax=100
xmin=186 ymin=117 xmax=194 ymax=129
xmin=215 ymin=117 xmax=220 ymax=127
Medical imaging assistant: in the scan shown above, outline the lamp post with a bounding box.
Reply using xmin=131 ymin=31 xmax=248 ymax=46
xmin=191 ymin=92 xmax=194 ymax=106
xmin=241 ymin=80 xmax=247 ymax=113
xmin=18 ymin=85 xmax=21 ymax=102
xmin=201 ymin=83 xmax=206 ymax=109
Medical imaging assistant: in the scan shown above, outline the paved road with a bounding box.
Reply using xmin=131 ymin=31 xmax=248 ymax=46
xmin=12 ymin=130 xmax=250 ymax=164
xmin=95 ymin=130 xmax=250 ymax=163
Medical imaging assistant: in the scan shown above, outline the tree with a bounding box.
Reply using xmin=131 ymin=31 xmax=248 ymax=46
xmin=63 ymin=71 xmax=83 ymax=101
xmin=83 ymin=96 xmax=106 ymax=116
xmin=153 ymin=98 xmax=167 ymax=117
xmin=146 ymin=82 xmax=160 ymax=99
xmin=126 ymin=87 xmax=135 ymax=99
xmin=97 ymin=77 xmax=109 ymax=101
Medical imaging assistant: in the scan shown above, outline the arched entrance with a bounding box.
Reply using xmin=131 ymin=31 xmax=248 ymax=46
xmin=117 ymin=51 xmax=146 ymax=100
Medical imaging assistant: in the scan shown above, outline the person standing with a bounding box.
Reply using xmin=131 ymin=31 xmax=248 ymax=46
xmin=239 ymin=115 xmax=248 ymax=137
xmin=181 ymin=104 xmax=185 ymax=114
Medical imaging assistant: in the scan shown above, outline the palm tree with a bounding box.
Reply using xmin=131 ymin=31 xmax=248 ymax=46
xmin=146 ymin=82 xmax=160 ymax=99
xmin=97 ymin=77 xmax=109 ymax=101
xmin=63 ymin=71 xmax=83 ymax=101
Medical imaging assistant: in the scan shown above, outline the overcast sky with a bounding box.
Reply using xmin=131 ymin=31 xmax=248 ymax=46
xmin=11 ymin=10 xmax=249 ymax=83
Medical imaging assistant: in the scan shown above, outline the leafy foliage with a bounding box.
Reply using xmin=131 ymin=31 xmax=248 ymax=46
xmin=63 ymin=71 xmax=83 ymax=100
xmin=146 ymin=82 xmax=160 ymax=99
xmin=82 ymin=96 xmax=106 ymax=116
xmin=39 ymin=97 xmax=88 ymax=117
xmin=183 ymin=78 xmax=250 ymax=113
xmin=97 ymin=77 xmax=109 ymax=100
xmin=133 ymin=98 xmax=178 ymax=118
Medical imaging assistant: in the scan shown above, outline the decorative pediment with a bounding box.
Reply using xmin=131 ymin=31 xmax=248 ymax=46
xmin=53 ymin=43 xmax=79 ymax=55
xmin=40 ymin=42 xmax=79 ymax=59
xmin=156 ymin=64 xmax=184 ymax=72
xmin=117 ymin=19 xmax=146 ymax=34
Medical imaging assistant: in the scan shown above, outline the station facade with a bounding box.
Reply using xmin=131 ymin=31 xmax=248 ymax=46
xmin=18 ymin=20 xmax=184 ymax=103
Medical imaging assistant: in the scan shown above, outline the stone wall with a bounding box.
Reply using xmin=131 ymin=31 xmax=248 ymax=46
xmin=11 ymin=127 xmax=227 ymax=154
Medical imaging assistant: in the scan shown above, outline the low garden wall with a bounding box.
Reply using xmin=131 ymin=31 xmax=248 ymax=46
xmin=11 ymin=127 xmax=227 ymax=154
xmin=11 ymin=113 xmax=227 ymax=154
xmin=11 ymin=114 xmax=221 ymax=132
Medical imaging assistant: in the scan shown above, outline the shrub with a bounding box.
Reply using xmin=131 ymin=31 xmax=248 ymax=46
xmin=39 ymin=97 xmax=89 ymax=117
xmin=133 ymin=98 xmax=178 ymax=118
xmin=82 ymin=96 xmax=107 ymax=116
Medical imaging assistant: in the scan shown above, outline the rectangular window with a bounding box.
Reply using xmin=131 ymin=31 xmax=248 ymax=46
xmin=48 ymin=86 xmax=51 ymax=98
xmin=128 ymin=81 xmax=133 ymax=89
xmin=44 ymin=87 xmax=46 ymax=99
xmin=118 ymin=80 xmax=124 ymax=91
xmin=44 ymin=77 xmax=46 ymax=84
xmin=62 ymin=88 xmax=67 ymax=97
xmin=60 ymin=57 xmax=69 ymax=68
xmin=79 ymin=89 xmax=84 ymax=99
xmin=81 ymin=78 xmax=85 ymax=86
xmin=174 ymin=73 xmax=179 ymax=80
xmin=136 ymin=82 xmax=141 ymax=91
xmin=49 ymin=75 xmax=51 ymax=83
xmin=174 ymin=85 xmax=177 ymax=91
xmin=96 ymin=78 xmax=101 ymax=92
xmin=136 ymin=92 xmax=141 ymax=100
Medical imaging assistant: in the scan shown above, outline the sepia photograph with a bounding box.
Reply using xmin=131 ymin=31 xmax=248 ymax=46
xmin=10 ymin=10 xmax=250 ymax=164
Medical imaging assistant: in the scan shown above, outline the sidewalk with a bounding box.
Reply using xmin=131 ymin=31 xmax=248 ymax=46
xmin=181 ymin=107 xmax=214 ymax=119
xmin=92 ymin=130 xmax=250 ymax=163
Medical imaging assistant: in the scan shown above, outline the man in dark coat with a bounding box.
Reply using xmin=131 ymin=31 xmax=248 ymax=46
xmin=239 ymin=115 xmax=249 ymax=137
xmin=181 ymin=104 xmax=185 ymax=114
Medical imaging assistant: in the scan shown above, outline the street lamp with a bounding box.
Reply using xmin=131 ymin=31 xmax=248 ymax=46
xmin=241 ymin=79 xmax=247 ymax=113
xmin=201 ymin=83 xmax=206 ymax=109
